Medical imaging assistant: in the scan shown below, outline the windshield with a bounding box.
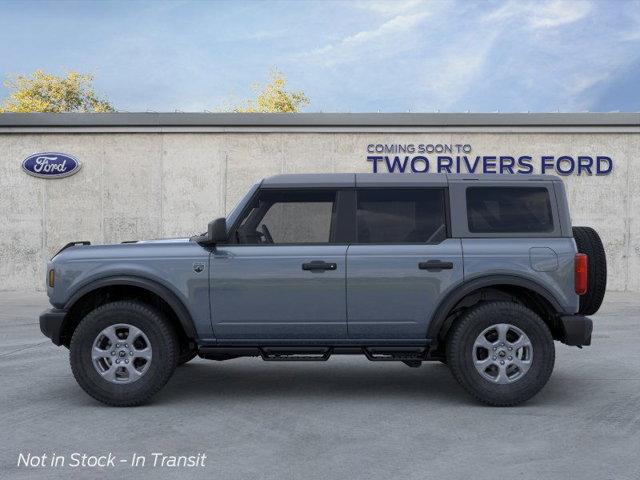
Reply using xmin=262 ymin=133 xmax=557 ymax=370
xmin=225 ymin=182 xmax=260 ymax=230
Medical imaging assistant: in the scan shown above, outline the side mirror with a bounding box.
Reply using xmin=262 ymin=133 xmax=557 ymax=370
xmin=207 ymin=217 xmax=228 ymax=244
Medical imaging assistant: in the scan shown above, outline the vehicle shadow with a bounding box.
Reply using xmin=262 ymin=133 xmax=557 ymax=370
xmin=157 ymin=359 xmax=475 ymax=406
xmin=38 ymin=357 xmax=589 ymax=409
xmin=154 ymin=358 xmax=589 ymax=408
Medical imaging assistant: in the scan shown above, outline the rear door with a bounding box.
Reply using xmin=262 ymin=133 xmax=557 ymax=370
xmin=346 ymin=186 xmax=463 ymax=340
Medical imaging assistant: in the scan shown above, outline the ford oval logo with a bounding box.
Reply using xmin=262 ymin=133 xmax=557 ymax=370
xmin=22 ymin=152 xmax=81 ymax=179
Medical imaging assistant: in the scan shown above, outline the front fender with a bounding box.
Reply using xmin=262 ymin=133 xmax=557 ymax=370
xmin=64 ymin=274 xmax=198 ymax=339
xmin=49 ymin=242 xmax=213 ymax=339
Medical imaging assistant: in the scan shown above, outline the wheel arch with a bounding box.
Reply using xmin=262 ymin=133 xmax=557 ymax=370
xmin=60 ymin=275 xmax=197 ymax=347
xmin=427 ymin=275 xmax=564 ymax=344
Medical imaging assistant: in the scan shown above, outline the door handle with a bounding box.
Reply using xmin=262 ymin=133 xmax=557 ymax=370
xmin=302 ymin=261 xmax=337 ymax=271
xmin=419 ymin=260 xmax=454 ymax=271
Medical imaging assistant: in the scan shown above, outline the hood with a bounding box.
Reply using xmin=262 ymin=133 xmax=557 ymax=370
xmin=51 ymin=237 xmax=192 ymax=261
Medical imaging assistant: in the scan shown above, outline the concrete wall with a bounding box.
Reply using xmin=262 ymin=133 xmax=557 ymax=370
xmin=1 ymin=130 xmax=638 ymax=291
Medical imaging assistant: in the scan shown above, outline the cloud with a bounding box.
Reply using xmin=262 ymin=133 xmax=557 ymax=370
xmin=412 ymin=0 xmax=634 ymax=112
xmin=301 ymin=11 xmax=430 ymax=67
xmin=483 ymin=0 xmax=592 ymax=29
xmin=618 ymin=1 xmax=640 ymax=41
xmin=297 ymin=1 xmax=454 ymax=67
xmin=292 ymin=0 xmax=638 ymax=112
xmin=473 ymin=0 xmax=640 ymax=112
xmin=530 ymin=0 xmax=592 ymax=28
xmin=417 ymin=29 xmax=500 ymax=110
xmin=351 ymin=0 xmax=431 ymax=16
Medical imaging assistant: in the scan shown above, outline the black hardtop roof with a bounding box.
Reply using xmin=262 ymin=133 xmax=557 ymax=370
xmin=261 ymin=173 xmax=561 ymax=188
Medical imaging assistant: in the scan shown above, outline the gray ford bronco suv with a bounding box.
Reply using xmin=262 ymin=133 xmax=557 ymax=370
xmin=40 ymin=173 xmax=606 ymax=407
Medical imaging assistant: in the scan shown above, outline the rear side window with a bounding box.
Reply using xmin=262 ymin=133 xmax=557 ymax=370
xmin=356 ymin=189 xmax=447 ymax=243
xmin=466 ymin=187 xmax=554 ymax=233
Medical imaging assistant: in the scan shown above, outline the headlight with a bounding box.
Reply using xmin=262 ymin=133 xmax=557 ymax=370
xmin=48 ymin=269 xmax=55 ymax=288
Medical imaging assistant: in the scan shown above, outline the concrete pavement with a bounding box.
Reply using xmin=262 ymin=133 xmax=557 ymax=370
xmin=0 ymin=290 xmax=639 ymax=480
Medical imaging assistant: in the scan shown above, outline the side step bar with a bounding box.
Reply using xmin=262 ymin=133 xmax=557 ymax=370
xmin=260 ymin=347 xmax=332 ymax=361
xmin=362 ymin=347 xmax=428 ymax=362
xmin=199 ymin=346 xmax=430 ymax=363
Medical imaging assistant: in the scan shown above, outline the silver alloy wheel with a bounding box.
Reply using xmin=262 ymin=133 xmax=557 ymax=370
xmin=472 ymin=323 xmax=533 ymax=384
xmin=91 ymin=324 xmax=152 ymax=384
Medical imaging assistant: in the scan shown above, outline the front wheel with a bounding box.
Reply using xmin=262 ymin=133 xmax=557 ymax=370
xmin=446 ymin=302 xmax=555 ymax=406
xmin=70 ymin=301 xmax=178 ymax=407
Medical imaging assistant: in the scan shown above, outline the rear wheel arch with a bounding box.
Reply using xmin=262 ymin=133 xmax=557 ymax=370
xmin=427 ymin=275 xmax=564 ymax=344
xmin=60 ymin=276 xmax=197 ymax=348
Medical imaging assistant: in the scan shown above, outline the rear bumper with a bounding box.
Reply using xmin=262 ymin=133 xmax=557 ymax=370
xmin=558 ymin=315 xmax=593 ymax=346
xmin=39 ymin=308 xmax=67 ymax=346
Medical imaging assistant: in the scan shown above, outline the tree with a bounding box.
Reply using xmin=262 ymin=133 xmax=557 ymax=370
xmin=0 ymin=70 xmax=114 ymax=113
xmin=233 ymin=69 xmax=309 ymax=113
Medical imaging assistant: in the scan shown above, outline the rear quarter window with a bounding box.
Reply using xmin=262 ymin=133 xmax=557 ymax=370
xmin=466 ymin=187 xmax=554 ymax=233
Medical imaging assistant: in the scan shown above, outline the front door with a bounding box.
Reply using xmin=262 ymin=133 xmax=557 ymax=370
xmin=210 ymin=188 xmax=349 ymax=341
xmin=347 ymin=188 xmax=464 ymax=339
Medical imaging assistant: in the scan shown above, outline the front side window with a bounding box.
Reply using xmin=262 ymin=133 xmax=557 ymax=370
xmin=235 ymin=190 xmax=337 ymax=244
xmin=466 ymin=187 xmax=554 ymax=233
xmin=356 ymin=189 xmax=447 ymax=244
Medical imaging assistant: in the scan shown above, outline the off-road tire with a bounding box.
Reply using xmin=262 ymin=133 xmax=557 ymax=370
xmin=573 ymin=226 xmax=607 ymax=315
xmin=70 ymin=301 xmax=178 ymax=407
xmin=446 ymin=302 xmax=555 ymax=407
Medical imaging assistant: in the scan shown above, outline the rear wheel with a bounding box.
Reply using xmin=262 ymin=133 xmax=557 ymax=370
xmin=446 ymin=302 xmax=555 ymax=406
xmin=70 ymin=301 xmax=178 ymax=407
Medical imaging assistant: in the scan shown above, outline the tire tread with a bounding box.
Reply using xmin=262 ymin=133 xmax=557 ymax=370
xmin=573 ymin=226 xmax=607 ymax=315
xmin=446 ymin=301 xmax=555 ymax=407
xmin=69 ymin=300 xmax=178 ymax=407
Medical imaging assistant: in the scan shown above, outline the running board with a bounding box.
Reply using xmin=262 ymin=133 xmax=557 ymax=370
xmin=362 ymin=347 xmax=428 ymax=362
xmin=198 ymin=346 xmax=430 ymax=363
xmin=260 ymin=347 xmax=333 ymax=361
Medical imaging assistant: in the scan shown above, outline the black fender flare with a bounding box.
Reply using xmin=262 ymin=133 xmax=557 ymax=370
xmin=426 ymin=274 xmax=565 ymax=341
xmin=64 ymin=275 xmax=197 ymax=339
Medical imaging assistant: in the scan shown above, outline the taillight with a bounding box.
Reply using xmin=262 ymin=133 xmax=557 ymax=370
xmin=575 ymin=253 xmax=588 ymax=295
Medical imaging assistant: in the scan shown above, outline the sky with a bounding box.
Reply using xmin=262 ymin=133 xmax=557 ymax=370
xmin=0 ymin=0 xmax=639 ymax=112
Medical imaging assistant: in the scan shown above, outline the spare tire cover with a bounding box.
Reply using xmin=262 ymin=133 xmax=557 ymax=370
xmin=572 ymin=226 xmax=607 ymax=315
